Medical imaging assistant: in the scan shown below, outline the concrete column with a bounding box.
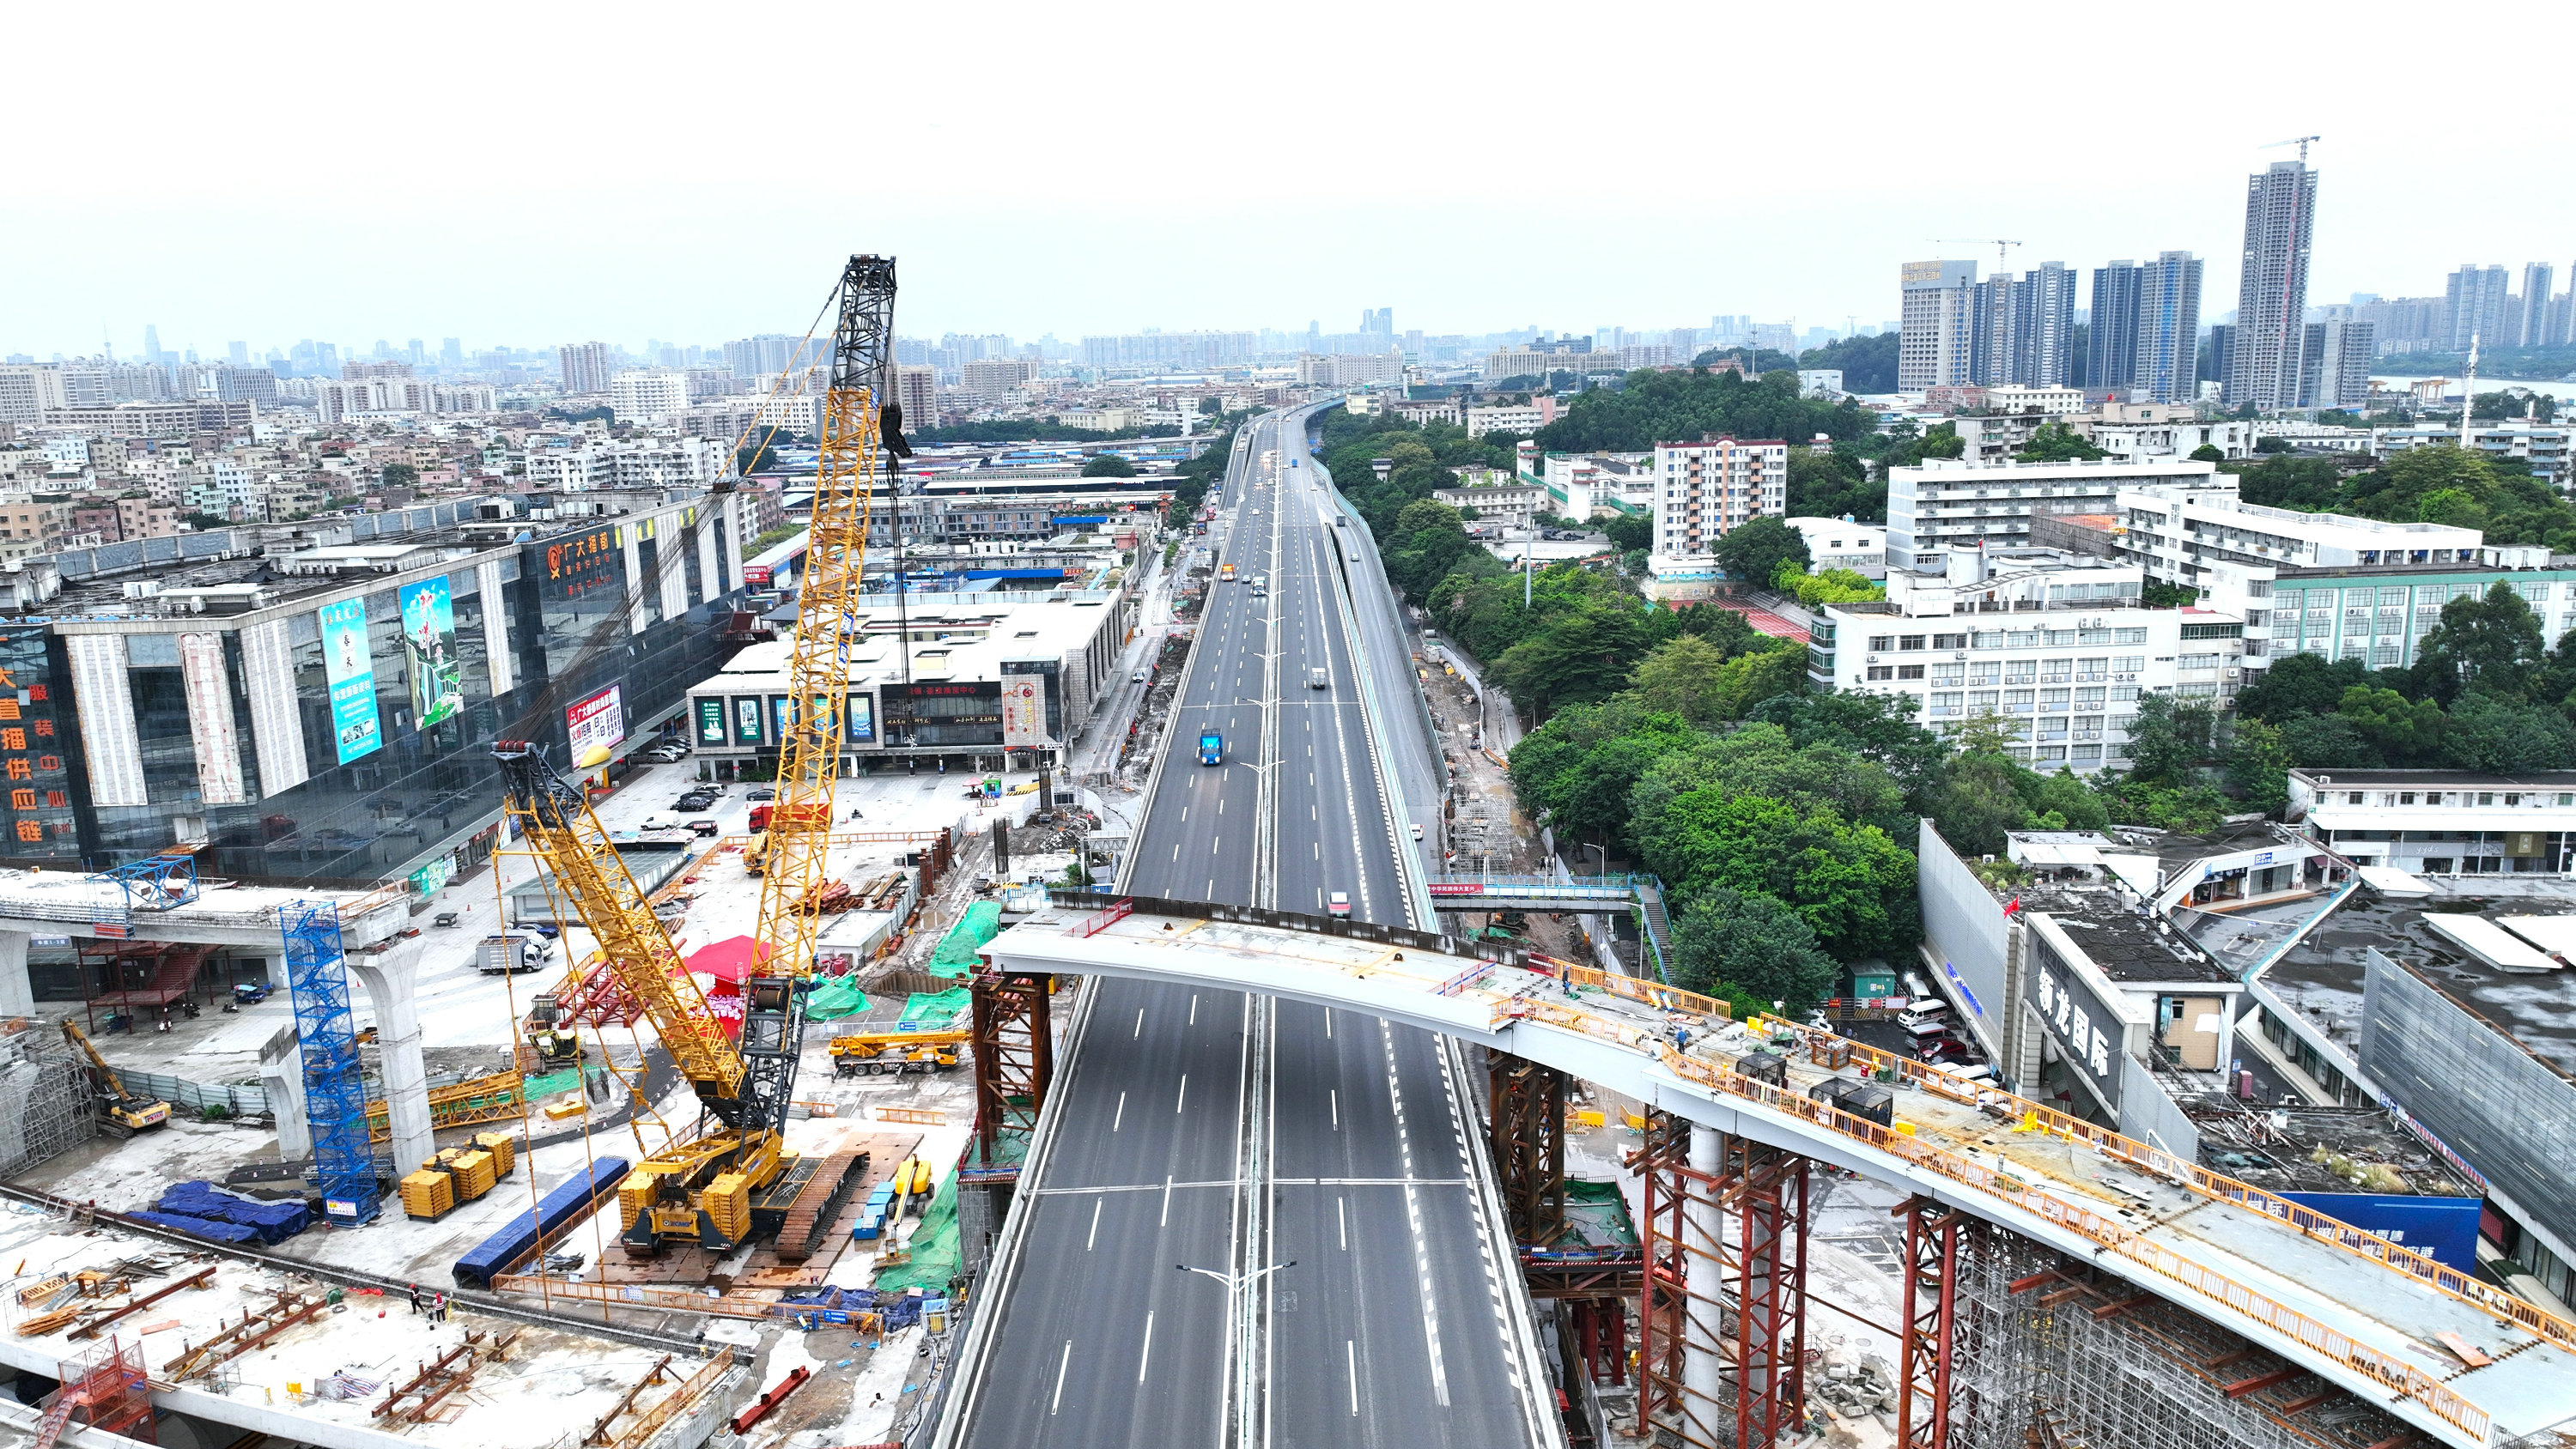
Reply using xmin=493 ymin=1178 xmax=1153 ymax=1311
xmin=345 ymin=940 xmax=432 ymax=1172
xmin=0 ymin=931 xmax=30 ymax=1020
xmin=257 ymin=1023 xmax=310 ymax=1161
xmin=1684 ymin=1127 xmax=1724 ymax=1422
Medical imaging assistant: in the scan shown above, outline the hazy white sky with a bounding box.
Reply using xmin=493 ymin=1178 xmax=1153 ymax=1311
xmin=9 ymin=0 xmax=2573 ymax=358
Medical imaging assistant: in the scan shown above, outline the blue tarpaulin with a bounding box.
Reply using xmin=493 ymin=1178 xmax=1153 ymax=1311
xmin=453 ymin=1156 xmax=631 ymax=1289
xmin=131 ymin=1210 xmax=258 ymax=1246
xmin=155 ymin=1181 xmax=310 ymax=1244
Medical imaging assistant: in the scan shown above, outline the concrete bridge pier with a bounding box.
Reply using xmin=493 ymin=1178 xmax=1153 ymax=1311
xmin=257 ymin=1023 xmax=311 ymax=1161
xmin=0 ymin=931 xmax=32 ymax=1020
xmin=345 ymin=941 xmax=432 ymax=1173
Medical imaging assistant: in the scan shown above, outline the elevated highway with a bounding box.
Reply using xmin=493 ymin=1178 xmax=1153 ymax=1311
xmin=936 ymin=408 xmax=1555 ymax=1447
xmin=975 ymin=891 xmax=2576 ymax=1449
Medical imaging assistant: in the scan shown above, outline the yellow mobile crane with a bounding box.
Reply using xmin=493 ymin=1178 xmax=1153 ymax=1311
xmin=486 ymin=258 xmax=902 ymax=1257
xmin=495 ymin=740 xmax=863 ymax=1257
xmin=60 ymin=1020 xmax=171 ymax=1137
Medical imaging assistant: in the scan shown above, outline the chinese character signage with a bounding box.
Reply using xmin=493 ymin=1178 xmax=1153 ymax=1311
xmin=319 ymin=598 xmax=383 ymax=764
xmin=697 ymin=698 xmax=729 ymax=745
xmin=2032 ymin=936 xmax=2126 ymax=1111
xmin=846 ymin=692 xmax=873 ymax=743
xmin=0 ymin=634 xmax=74 ymax=856
xmin=566 ymin=685 xmax=625 ymax=764
xmin=1001 ymin=677 xmax=1046 ymax=747
xmin=398 ymin=575 xmax=464 ymax=731
xmin=544 ymin=527 xmax=620 ymax=600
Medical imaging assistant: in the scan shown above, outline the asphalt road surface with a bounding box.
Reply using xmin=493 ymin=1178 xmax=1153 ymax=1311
xmin=949 ymin=408 xmax=1540 ymax=1447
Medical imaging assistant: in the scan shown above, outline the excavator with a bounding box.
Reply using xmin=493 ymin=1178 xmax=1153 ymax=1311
xmin=60 ymin=1020 xmax=171 ymax=1138
xmin=489 ymin=255 xmax=907 ymax=1260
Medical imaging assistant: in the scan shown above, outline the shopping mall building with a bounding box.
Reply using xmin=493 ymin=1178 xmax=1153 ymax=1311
xmin=0 ymin=491 xmax=762 ymax=890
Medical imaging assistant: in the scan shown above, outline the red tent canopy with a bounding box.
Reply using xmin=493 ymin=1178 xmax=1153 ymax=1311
xmin=687 ymin=936 xmax=774 ymax=985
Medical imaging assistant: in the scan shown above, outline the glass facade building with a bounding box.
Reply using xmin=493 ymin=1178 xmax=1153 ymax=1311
xmin=4 ymin=493 xmax=752 ymax=887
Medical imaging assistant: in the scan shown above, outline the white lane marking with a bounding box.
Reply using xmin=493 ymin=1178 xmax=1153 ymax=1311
xmin=1338 ymin=1196 xmax=1347 ymax=1249
xmin=1087 ymin=1197 xmax=1103 ymax=1250
xmin=1212 ymin=837 xmax=1221 ymax=855
xmin=1330 ymin=1088 xmax=1339 ymax=1129
xmin=1325 ymin=1009 xmax=1333 ymax=1039
xmin=1347 ymin=1339 xmax=1358 ymax=1416
xmin=1052 ymin=1339 xmax=1072 ymax=1415
xmin=1161 ymin=1173 xmax=1174 ymax=1226
xmin=1133 ymin=1009 xmax=1144 ymax=1039
xmin=1381 ymin=1020 xmax=1450 ymax=1405
xmin=1189 ymin=994 xmax=1198 ymax=1025
xmin=1172 ymin=842 xmax=1180 ymax=862
xmin=1113 ymin=1092 xmax=1126 ymax=1132
xmin=1138 ymin=1312 xmax=1155 ymax=1384
xmin=1176 ymin=1074 xmax=1188 ymax=1114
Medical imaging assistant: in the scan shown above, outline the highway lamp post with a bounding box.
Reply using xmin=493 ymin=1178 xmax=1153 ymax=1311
xmin=1176 ymin=1261 xmax=1295 ymax=1434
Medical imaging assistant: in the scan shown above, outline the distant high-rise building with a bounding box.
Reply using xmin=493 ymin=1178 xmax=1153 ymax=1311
xmin=2207 ymin=324 xmax=2236 ymax=392
xmin=440 ymin=337 xmax=465 ymax=368
xmin=143 ymin=324 xmax=166 ymax=367
xmin=1971 ymin=262 xmax=2075 ymax=387
xmin=2298 ymin=319 xmax=2374 ymax=409
xmin=405 ymin=338 xmax=426 ymax=366
xmin=2088 ymin=262 xmax=2144 ymax=394
xmin=1360 ymin=307 xmax=1393 ymax=336
xmin=226 ymin=341 xmax=250 ymax=367
xmin=725 ymin=334 xmax=806 ymax=380
xmin=1899 ymin=260 xmax=1978 ymax=391
xmin=2445 ymin=265 xmax=2510 ymax=350
xmin=894 ymin=365 xmax=939 ymax=434
xmin=2518 ymin=264 xmax=2556 ymax=347
xmin=2135 ymin=252 xmax=2204 ymax=405
xmin=2226 ymin=160 xmax=2318 ymax=411
xmin=557 ymin=342 xmax=615 ymax=395
xmin=609 ymin=370 xmax=690 ymax=420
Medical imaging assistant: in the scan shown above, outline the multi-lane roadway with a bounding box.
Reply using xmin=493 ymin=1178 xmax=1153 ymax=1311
xmin=943 ymin=408 xmax=1548 ymax=1447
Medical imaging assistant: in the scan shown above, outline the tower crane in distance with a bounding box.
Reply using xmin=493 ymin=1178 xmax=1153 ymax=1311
xmin=491 ymin=741 xmax=861 ymax=1258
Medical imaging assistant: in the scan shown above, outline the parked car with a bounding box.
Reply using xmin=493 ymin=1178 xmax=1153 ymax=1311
xmin=746 ymin=786 xmax=777 ymax=802
xmin=688 ymin=819 xmax=722 ymax=837
xmin=673 ymin=791 xmax=716 ymax=811
xmin=641 ymin=811 xmax=684 ymax=831
xmin=646 ymin=745 xmax=687 ymax=763
xmin=1917 ymin=1038 xmax=1978 ymax=1064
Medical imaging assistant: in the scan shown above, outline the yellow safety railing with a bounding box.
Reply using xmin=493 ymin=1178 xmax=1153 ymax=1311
xmin=1473 ymin=991 xmax=2518 ymax=1442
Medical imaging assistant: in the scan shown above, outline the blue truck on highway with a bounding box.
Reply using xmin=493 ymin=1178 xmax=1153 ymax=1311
xmin=1199 ymin=732 xmax=1223 ymax=765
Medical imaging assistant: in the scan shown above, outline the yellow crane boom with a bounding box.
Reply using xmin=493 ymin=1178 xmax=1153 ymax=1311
xmin=751 ymin=256 xmax=908 ymax=978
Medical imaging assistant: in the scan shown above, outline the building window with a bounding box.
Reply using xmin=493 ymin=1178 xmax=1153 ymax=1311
xmin=1868 ymin=635 xmax=1894 ymax=652
xmin=1867 ymin=666 xmax=1894 ymax=682
xmin=1899 ymin=636 xmax=1926 ymax=651
xmin=1896 ymin=664 xmax=1926 ymax=680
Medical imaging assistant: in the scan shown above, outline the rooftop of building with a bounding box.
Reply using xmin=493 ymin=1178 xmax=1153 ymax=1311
xmin=2186 ymin=1104 xmax=2483 ymax=1199
xmin=1904 ymin=456 xmax=2226 ymax=477
xmin=2261 ymin=876 xmax=2576 ymax=1080
xmin=701 ymin=597 xmax=1119 ymax=688
xmin=2023 ymin=877 xmax=2238 ymax=986
xmin=2290 ymin=767 xmax=2576 ymax=788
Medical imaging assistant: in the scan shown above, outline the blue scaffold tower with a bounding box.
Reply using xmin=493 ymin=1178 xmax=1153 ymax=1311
xmin=280 ymin=902 xmax=378 ymax=1226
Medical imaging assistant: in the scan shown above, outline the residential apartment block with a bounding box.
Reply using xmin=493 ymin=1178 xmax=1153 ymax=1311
xmin=2227 ymin=161 xmax=2318 ymax=411
xmin=1643 ymin=436 xmax=1787 ymax=597
xmin=609 ymin=370 xmax=690 ymax=421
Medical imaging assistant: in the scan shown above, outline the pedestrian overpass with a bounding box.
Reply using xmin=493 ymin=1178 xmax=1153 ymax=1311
xmin=971 ymin=891 xmax=2576 ymax=1449
xmin=1425 ymin=872 xmax=1678 ymax=981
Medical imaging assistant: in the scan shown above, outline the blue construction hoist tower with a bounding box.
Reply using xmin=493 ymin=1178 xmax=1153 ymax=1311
xmin=280 ymin=902 xmax=378 ymax=1226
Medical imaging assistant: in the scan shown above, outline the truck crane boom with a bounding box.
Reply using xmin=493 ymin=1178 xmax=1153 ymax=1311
xmin=753 ymin=256 xmax=908 ymax=979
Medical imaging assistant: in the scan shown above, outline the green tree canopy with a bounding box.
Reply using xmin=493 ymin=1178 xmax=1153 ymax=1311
xmin=2409 ymin=581 xmax=2544 ymax=703
xmin=2339 ymin=686 xmax=2446 ymax=763
xmin=1081 ymin=454 xmax=1138 ymax=477
xmin=1714 ymin=516 xmax=1809 ymax=584
xmin=1533 ymin=367 xmax=1875 ymax=453
xmin=1785 ymin=446 xmax=1882 ymax=522
xmin=1638 ymin=790 xmax=1917 ymax=961
xmin=1672 ymin=889 xmax=1838 ymax=1013
xmin=2232 ymin=652 xmax=2372 ymax=724
xmin=2018 ymin=421 xmax=2105 ymax=462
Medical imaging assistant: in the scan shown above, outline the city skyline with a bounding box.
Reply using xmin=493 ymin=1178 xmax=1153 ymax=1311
xmin=9 ymin=3 xmax=2575 ymax=355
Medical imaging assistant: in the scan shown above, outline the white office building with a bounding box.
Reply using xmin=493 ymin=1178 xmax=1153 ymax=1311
xmin=1785 ymin=517 xmax=1887 ymax=578
xmin=2287 ymin=768 xmax=2576 ymax=876
xmin=1899 ymin=260 xmax=1978 ymax=391
xmin=1810 ymin=549 xmax=2241 ymax=770
xmin=2376 ymin=423 xmax=2573 ymax=488
xmin=1886 ymin=457 xmax=2231 ymax=573
xmin=610 ymin=370 xmax=691 ymax=421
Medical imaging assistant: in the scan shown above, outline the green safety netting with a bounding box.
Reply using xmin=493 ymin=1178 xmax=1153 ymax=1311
xmin=872 ymin=1172 xmax=958 ymax=1292
xmin=899 ymin=989 xmax=970 ymax=1027
xmin=927 ymin=901 xmax=1003 ymax=978
xmin=805 ymin=979 xmax=872 ymax=1021
xmin=521 ymin=1066 xmax=587 ymax=1100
